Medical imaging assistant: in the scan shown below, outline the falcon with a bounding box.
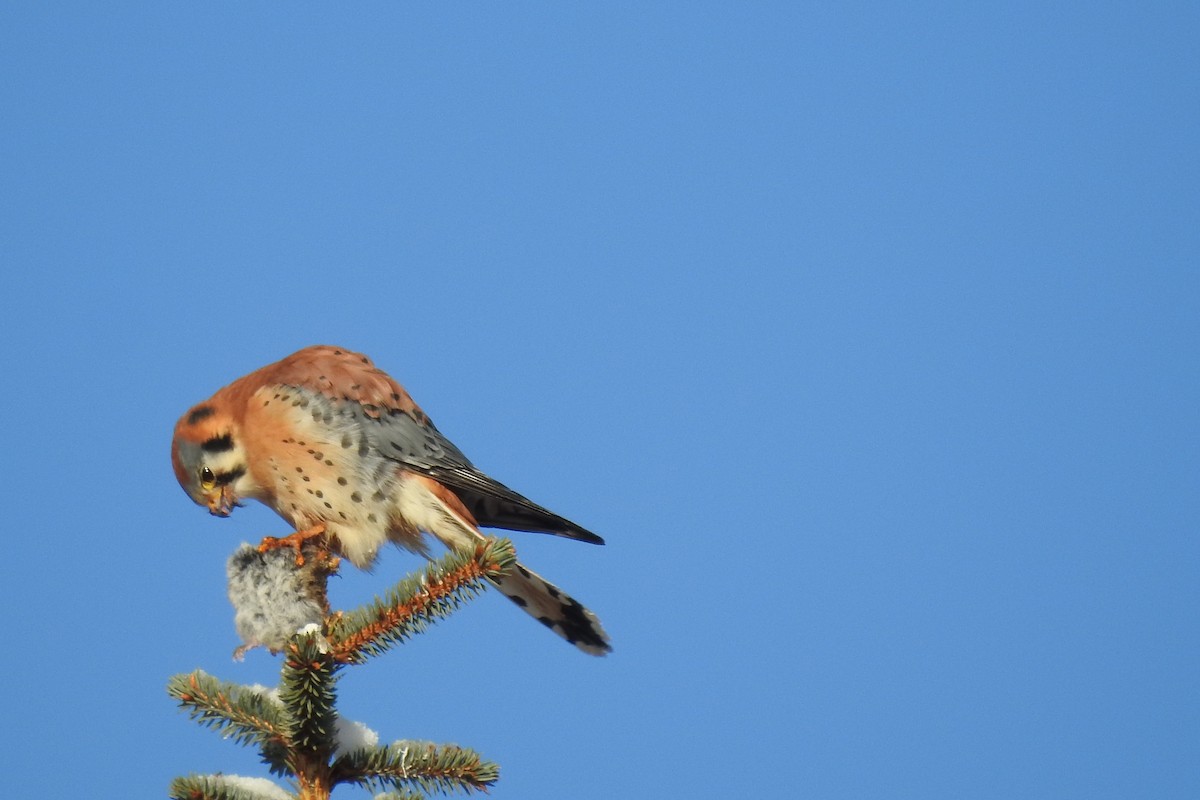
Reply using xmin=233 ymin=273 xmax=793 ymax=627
xmin=171 ymin=345 xmax=609 ymax=655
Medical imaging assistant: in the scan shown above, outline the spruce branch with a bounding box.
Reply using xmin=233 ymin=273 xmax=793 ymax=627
xmin=170 ymin=538 xmax=514 ymax=799
xmin=168 ymin=671 xmax=290 ymax=756
xmin=328 ymin=538 xmax=515 ymax=664
xmin=332 ymin=740 xmax=500 ymax=796
xmin=169 ymin=774 xmax=292 ymax=800
xmin=278 ymin=630 xmax=339 ymax=759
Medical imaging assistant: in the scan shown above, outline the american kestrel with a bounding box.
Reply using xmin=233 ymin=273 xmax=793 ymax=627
xmin=171 ymin=345 xmax=609 ymax=655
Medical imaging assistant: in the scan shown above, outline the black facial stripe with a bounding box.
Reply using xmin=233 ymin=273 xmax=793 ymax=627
xmin=187 ymin=406 xmax=215 ymax=425
xmin=215 ymin=466 xmax=246 ymax=487
xmin=201 ymin=434 xmax=235 ymax=453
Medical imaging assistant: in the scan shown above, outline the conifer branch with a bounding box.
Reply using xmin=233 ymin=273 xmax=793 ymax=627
xmin=278 ymin=631 xmax=338 ymax=759
xmin=328 ymin=538 xmax=515 ymax=664
xmin=168 ymin=671 xmax=290 ymax=755
xmin=332 ymin=740 xmax=500 ymax=796
xmin=170 ymin=538 xmax=514 ymax=799
xmin=169 ymin=774 xmax=293 ymax=800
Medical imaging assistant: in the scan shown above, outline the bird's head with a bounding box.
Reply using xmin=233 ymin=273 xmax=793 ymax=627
xmin=171 ymin=403 xmax=253 ymax=517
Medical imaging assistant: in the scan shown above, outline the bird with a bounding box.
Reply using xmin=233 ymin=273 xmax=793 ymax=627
xmin=171 ymin=344 xmax=609 ymax=655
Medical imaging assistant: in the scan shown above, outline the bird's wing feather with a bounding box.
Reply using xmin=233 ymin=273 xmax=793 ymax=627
xmin=253 ymin=345 xmax=604 ymax=545
xmin=367 ymin=411 xmax=605 ymax=545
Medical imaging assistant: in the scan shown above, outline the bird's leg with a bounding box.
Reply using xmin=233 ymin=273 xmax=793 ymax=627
xmin=258 ymin=523 xmax=328 ymax=566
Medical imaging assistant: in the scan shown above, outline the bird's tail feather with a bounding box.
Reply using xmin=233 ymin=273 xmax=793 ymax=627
xmin=406 ymin=473 xmax=611 ymax=655
xmin=490 ymin=562 xmax=611 ymax=656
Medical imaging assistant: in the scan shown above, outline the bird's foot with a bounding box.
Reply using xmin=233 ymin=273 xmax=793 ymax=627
xmin=258 ymin=523 xmax=328 ymax=566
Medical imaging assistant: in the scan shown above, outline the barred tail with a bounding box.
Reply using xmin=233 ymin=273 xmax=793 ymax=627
xmin=400 ymin=472 xmax=611 ymax=655
xmin=491 ymin=562 xmax=611 ymax=656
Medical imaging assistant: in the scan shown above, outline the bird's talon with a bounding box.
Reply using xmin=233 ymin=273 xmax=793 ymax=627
xmin=258 ymin=524 xmax=327 ymax=566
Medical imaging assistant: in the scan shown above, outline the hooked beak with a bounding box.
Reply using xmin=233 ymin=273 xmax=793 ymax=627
xmin=207 ymin=487 xmax=238 ymax=517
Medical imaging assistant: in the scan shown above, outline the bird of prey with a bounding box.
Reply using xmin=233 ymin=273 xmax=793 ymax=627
xmin=171 ymin=345 xmax=609 ymax=655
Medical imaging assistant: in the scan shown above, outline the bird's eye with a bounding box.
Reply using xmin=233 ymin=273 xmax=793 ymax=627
xmin=199 ymin=466 xmax=217 ymax=490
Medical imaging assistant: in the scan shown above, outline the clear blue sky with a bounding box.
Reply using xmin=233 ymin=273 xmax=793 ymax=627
xmin=2 ymin=4 xmax=1197 ymax=799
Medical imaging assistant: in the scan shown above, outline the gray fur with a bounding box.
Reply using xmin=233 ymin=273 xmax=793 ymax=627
xmin=226 ymin=544 xmax=325 ymax=659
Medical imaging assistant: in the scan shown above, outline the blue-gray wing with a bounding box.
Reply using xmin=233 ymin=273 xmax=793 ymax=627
xmin=364 ymin=410 xmax=604 ymax=545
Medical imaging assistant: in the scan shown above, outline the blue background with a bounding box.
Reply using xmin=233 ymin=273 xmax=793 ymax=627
xmin=2 ymin=4 xmax=1197 ymax=798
